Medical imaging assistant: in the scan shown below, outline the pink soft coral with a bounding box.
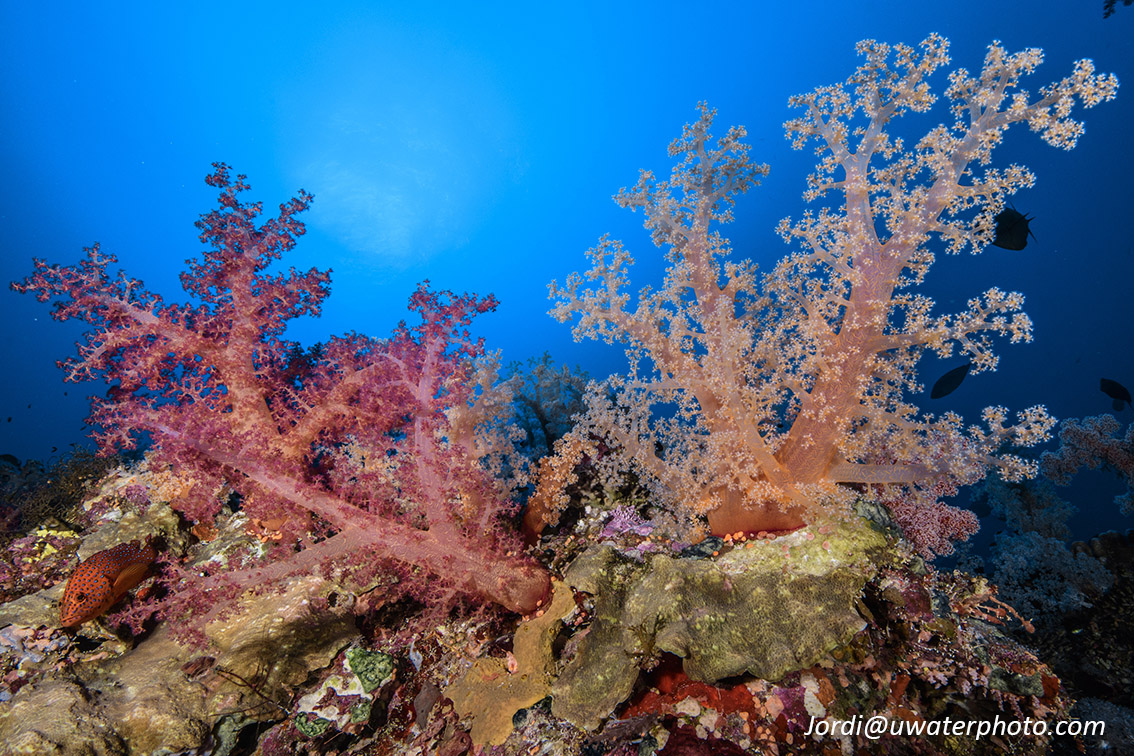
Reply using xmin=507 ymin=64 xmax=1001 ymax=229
xmin=12 ymin=164 xmax=549 ymax=622
xmin=1042 ymin=414 xmax=1134 ymax=516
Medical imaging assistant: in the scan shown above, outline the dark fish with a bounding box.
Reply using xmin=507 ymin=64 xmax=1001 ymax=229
xmin=991 ymin=207 xmax=1036 ymax=250
xmin=970 ymin=497 xmax=992 ymax=518
xmin=1101 ymin=378 xmax=1132 ymax=410
xmin=930 ymin=363 xmax=972 ymax=399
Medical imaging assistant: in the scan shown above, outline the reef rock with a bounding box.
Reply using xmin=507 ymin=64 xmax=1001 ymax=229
xmin=0 ymin=574 xmax=358 ymax=755
xmin=551 ymin=515 xmax=888 ymax=730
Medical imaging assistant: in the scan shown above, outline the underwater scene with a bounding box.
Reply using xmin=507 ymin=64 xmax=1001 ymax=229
xmin=1 ymin=2 xmax=1133 ymax=754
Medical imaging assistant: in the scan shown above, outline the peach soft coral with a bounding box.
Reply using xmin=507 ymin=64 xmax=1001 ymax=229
xmin=540 ymin=36 xmax=1117 ymax=552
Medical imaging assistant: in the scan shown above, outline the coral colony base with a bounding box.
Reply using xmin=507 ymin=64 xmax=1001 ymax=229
xmin=0 ymin=35 xmax=1123 ymax=756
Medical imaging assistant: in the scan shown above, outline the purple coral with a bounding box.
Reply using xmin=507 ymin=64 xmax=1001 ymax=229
xmin=601 ymin=505 xmax=654 ymax=539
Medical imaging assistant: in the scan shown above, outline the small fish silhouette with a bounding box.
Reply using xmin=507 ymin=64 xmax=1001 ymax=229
xmin=930 ymin=363 xmax=972 ymax=399
xmin=991 ymin=207 xmax=1036 ymax=251
xmin=1101 ymin=378 xmax=1132 ymax=410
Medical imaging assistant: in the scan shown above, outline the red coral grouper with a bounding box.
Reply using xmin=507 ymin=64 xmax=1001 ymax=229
xmin=60 ymin=540 xmax=156 ymax=627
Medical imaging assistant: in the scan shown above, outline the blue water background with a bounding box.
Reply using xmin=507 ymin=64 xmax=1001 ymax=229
xmin=2 ymin=1 xmax=1131 ymax=542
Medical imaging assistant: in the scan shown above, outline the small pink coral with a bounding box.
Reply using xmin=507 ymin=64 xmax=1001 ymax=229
xmin=1042 ymin=414 xmax=1134 ymax=515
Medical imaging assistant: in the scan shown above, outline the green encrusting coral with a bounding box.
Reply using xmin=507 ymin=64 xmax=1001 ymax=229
xmin=345 ymin=647 xmax=395 ymax=694
xmin=551 ymin=514 xmax=889 ymax=730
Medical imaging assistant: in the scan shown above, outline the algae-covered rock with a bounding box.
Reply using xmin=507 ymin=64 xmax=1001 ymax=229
xmin=546 ymin=548 xmax=648 ymax=731
xmin=294 ymin=646 xmax=394 ymax=732
xmin=551 ymin=515 xmax=888 ymax=730
xmin=0 ymin=574 xmax=358 ymax=755
xmin=75 ymin=501 xmax=183 ymax=562
xmin=0 ymin=677 xmax=126 ymax=755
xmin=0 ymin=586 xmax=66 ymax=630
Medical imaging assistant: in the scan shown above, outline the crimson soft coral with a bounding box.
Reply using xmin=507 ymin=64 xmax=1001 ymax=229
xmin=13 ymin=163 xmax=549 ymax=620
